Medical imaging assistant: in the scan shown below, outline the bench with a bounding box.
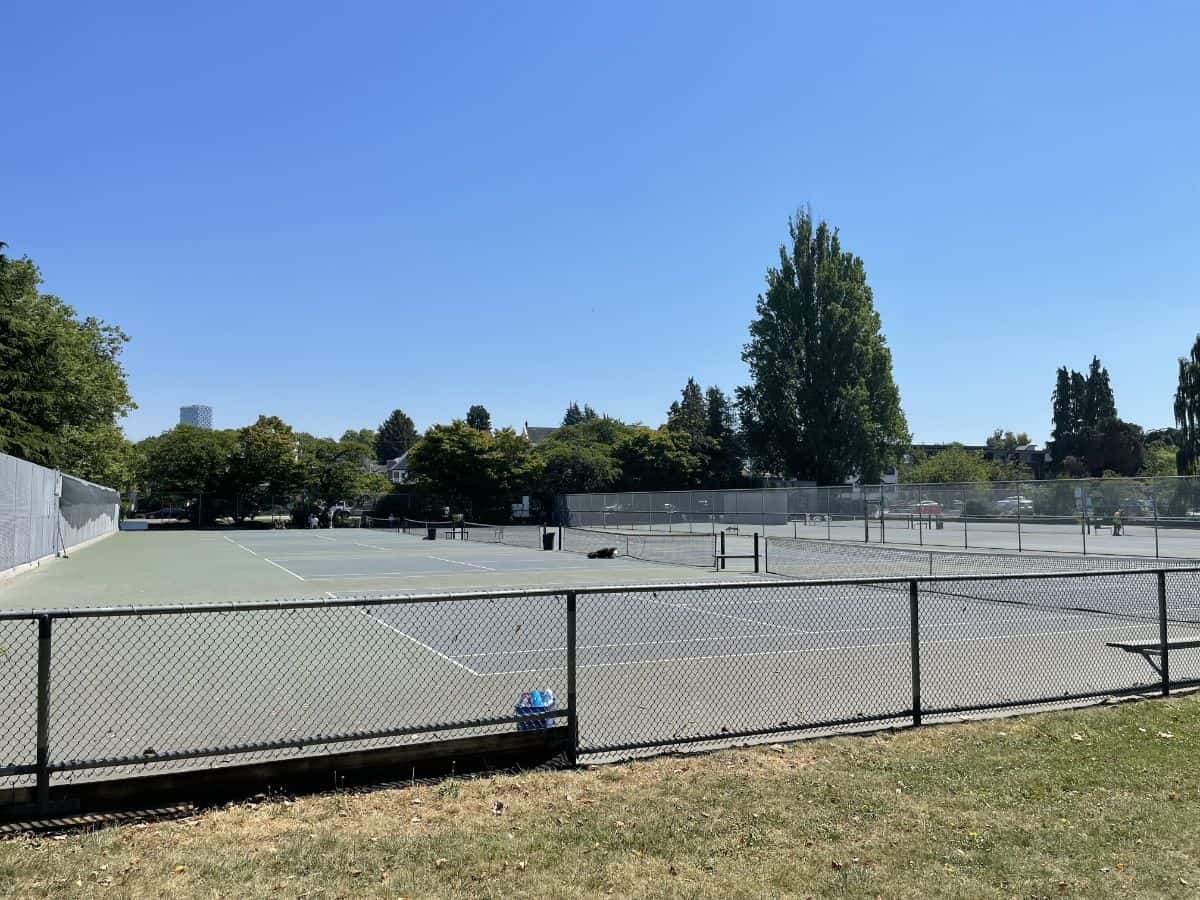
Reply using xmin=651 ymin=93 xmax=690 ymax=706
xmin=1106 ymin=639 xmax=1200 ymax=677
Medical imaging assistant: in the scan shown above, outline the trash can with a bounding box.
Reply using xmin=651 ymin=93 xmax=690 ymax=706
xmin=514 ymin=689 xmax=556 ymax=731
xmin=936 ymin=516 xmax=944 ymax=530
xmin=542 ymin=530 xmax=555 ymax=551
xmin=426 ymin=525 xmax=437 ymax=540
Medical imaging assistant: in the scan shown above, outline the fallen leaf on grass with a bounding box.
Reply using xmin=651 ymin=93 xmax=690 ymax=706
xmin=173 ymin=865 xmax=187 ymax=874
xmin=1158 ymin=732 xmax=1175 ymax=739
xmin=434 ymin=858 xmax=448 ymax=869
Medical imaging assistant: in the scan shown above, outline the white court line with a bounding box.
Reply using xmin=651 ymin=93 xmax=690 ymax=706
xmin=222 ymin=535 xmax=258 ymax=556
xmin=481 ymin=621 xmax=1162 ymax=677
xmin=426 ymin=555 xmax=495 ymax=571
xmin=301 ymin=566 xmax=598 ymax=580
xmin=358 ymin=609 xmax=481 ymax=675
xmin=262 ymin=557 xmax=307 ymax=581
xmin=354 ymin=542 xmax=392 ymax=551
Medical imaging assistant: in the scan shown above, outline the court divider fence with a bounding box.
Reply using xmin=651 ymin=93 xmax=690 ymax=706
xmin=559 ymin=475 xmax=1200 ymax=560
xmin=3 ymin=564 xmax=1200 ymax=816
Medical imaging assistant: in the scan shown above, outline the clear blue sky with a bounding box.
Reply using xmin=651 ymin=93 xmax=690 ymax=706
xmin=5 ymin=2 xmax=1198 ymax=444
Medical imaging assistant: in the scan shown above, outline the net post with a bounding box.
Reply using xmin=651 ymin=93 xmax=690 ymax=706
xmin=36 ymin=614 xmax=52 ymax=813
xmin=719 ymin=531 xmax=726 ymax=571
xmin=558 ymin=524 xmax=563 ymax=551
xmin=863 ymin=493 xmax=869 ymax=543
xmin=961 ymin=486 xmax=968 ymax=549
xmin=753 ymin=532 xmax=760 ymax=573
xmin=909 ymin=581 xmax=921 ymax=727
xmin=1158 ymin=571 xmax=1170 ymax=698
xmin=879 ymin=483 xmax=886 ymax=545
xmin=566 ymin=591 xmax=579 ymax=766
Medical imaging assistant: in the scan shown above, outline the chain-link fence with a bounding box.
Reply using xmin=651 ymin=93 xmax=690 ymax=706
xmin=0 ymin=453 xmax=119 ymax=576
xmin=3 ymin=565 xmax=1200 ymax=813
xmin=560 ymin=476 xmax=1200 ymax=559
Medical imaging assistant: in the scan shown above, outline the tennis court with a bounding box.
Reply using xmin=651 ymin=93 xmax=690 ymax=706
xmin=2 ymin=524 xmax=1199 ymax=811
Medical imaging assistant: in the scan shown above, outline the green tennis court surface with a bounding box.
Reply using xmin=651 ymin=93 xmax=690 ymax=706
xmin=0 ymin=526 xmax=760 ymax=611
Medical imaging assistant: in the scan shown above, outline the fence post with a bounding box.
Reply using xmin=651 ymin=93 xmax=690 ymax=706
xmin=1152 ymin=478 xmax=1160 ymax=559
xmin=960 ymin=487 xmax=969 ymax=549
xmin=1158 ymin=571 xmax=1170 ymax=698
xmin=36 ymin=615 xmax=52 ymax=813
xmin=720 ymin=531 xmax=726 ymax=571
xmin=880 ymin=484 xmax=886 ymax=545
xmin=753 ymin=532 xmax=760 ymax=574
xmin=1016 ymin=480 xmax=1023 ymax=553
xmin=566 ymin=592 xmax=579 ymax=765
xmin=909 ymin=581 xmax=921 ymax=727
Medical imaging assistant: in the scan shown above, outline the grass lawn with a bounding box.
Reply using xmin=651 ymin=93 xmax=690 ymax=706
xmin=2 ymin=695 xmax=1198 ymax=898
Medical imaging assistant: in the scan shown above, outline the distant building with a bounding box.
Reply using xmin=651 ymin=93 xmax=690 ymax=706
xmin=386 ymin=451 xmax=412 ymax=485
xmin=522 ymin=422 xmax=557 ymax=445
xmin=180 ymin=405 xmax=213 ymax=429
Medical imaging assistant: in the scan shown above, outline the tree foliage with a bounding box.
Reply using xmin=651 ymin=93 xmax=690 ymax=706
xmin=0 ymin=245 xmax=134 ymax=478
xmin=376 ymin=408 xmax=418 ymax=463
xmin=406 ymin=422 xmax=536 ymax=518
xmin=902 ymin=445 xmax=994 ymax=484
xmin=466 ymin=405 xmax=492 ymax=431
xmin=986 ymin=429 xmax=1031 ymax=451
xmin=1050 ymin=357 xmax=1119 ymax=470
xmin=737 ymin=209 xmax=908 ymax=484
xmin=1176 ymin=335 xmax=1200 ymax=476
xmin=561 ymin=403 xmax=600 ymax=427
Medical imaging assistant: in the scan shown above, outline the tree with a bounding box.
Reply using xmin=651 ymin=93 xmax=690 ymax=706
xmin=136 ymin=425 xmax=238 ymax=498
xmin=901 ymin=445 xmax=993 ymax=484
xmin=1086 ymin=418 xmax=1144 ymax=478
xmin=230 ymin=416 xmax=299 ymax=518
xmin=737 ymin=209 xmax=908 ymax=483
xmin=705 ymin=386 xmax=745 ymax=486
xmin=1083 ymin=356 xmax=1117 ymax=425
xmin=612 ymin=427 xmax=702 ymax=491
xmin=341 ymin=427 xmax=377 ymax=449
xmin=1176 ymin=335 xmax=1200 ymax=476
xmin=1050 ymin=367 xmax=1074 ymax=458
xmin=466 ymin=405 xmax=492 ymax=431
xmin=986 ymin=429 xmax=1031 ymax=452
xmin=562 ymin=402 xmax=601 ymax=426
xmin=666 ymin=378 xmax=707 ymax=443
xmin=0 ymin=246 xmax=135 ymax=473
xmin=296 ymin=433 xmax=388 ymax=510
xmin=406 ymin=421 xmax=535 ymax=518
xmin=376 ymin=409 xmax=418 ymax=463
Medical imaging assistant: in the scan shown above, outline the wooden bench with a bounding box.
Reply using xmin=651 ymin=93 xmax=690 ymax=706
xmin=1106 ymin=639 xmax=1200 ymax=678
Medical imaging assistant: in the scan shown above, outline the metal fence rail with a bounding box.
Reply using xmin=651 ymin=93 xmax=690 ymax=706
xmin=3 ymin=566 xmax=1199 ymax=813
xmin=560 ymin=476 xmax=1200 ymax=560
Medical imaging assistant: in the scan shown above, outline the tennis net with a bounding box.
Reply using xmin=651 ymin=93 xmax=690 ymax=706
xmin=463 ymin=522 xmax=547 ymax=550
xmin=402 ymin=517 xmax=454 ymax=536
xmin=561 ymin=526 xmax=717 ymax=569
xmin=362 ymin=515 xmax=403 ymax=532
xmin=764 ymin=536 xmax=1200 ymax=625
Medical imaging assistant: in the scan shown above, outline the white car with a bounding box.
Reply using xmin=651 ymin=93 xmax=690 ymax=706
xmin=996 ymin=496 xmax=1034 ymax=515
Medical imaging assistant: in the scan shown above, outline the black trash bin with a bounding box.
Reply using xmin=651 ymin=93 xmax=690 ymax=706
xmin=936 ymin=516 xmax=944 ymax=530
xmin=426 ymin=525 xmax=437 ymax=540
xmin=542 ymin=530 xmax=555 ymax=551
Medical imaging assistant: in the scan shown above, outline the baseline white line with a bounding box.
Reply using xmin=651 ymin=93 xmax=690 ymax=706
xmin=358 ymin=609 xmax=481 ymax=676
xmin=262 ymin=557 xmax=307 ymax=581
xmin=481 ymin=621 xmax=1159 ymax=676
xmin=354 ymin=542 xmax=392 ymax=551
xmin=426 ymin=555 xmax=495 ymax=571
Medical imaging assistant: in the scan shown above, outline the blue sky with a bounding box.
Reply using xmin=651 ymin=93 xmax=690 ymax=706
xmin=5 ymin=2 xmax=1198 ymax=444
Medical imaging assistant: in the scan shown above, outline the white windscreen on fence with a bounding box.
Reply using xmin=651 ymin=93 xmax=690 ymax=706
xmin=0 ymin=452 xmax=120 ymax=575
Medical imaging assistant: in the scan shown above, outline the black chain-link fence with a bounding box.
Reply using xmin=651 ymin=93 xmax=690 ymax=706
xmin=3 ymin=566 xmax=1199 ymax=813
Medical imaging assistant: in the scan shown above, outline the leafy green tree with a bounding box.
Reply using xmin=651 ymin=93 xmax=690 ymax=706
xmin=534 ymin=441 xmax=620 ymax=500
xmin=901 ymin=445 xmax=993 ymax=484
xmin=407 ymin=422 xmax=535 ymax=518
xmin=986 ymin=429 xmax=1031 ymax=451
xmin=1142 ymin=442 xmax=1178 ymax=477
xmin=341 ymin=428 xmax=377 ymax=449
xmin=296 ymin=433 xmax=388 ymax=509
xmin=1085 ymin=418 xmax=1144 ymax=477
xmin=62 ymin=422 xmax=135 ymax=490
xmin=737 ymin=209 xmax=908 ymax=484
xmin=1050 ymin=367 xmax=1075 ymax=459
xmin=466 ymin=405 xmax=492 ymax=431
xmin=136 ymin=425 xmax=238 ymax=498
xmin=1176 ymin=335 xmax=1200 ymax=476
xmin=0 ymin=245 xmax=135 ymax=472
xmin=1083 ymin=356 xmax=1117 ymax=425
xmin=613 ymin=427 xmax=702 ymax=491
xmin=230 ymin=416 xmax=299 ymax=518
xmin=376 ymin=409 xmax=418 ymax=463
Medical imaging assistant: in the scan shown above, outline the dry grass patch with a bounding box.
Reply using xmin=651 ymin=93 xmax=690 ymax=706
xmin=2 ymin=695 xmax=1199 ymax=897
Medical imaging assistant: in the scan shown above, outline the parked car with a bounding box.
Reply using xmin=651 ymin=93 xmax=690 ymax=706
xmin=996 ymin=495 xmax=1034 ymax=515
